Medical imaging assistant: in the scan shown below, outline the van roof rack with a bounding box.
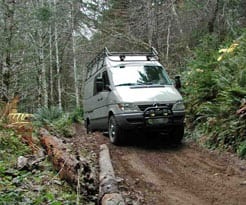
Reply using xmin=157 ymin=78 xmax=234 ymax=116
xmin=86 ymin=47 xmax=159 ymax=80
xmin=88 ymin=47 xmax=159 ymax=66
xmin=104 ymin=47 xmax=159 ymax=61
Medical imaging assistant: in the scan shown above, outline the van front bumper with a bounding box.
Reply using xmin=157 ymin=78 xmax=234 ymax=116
xmin=114 ymin=112 xmax=185 ymax=130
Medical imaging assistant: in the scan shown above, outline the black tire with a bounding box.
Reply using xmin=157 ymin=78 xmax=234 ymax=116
xmin=171 ymin=125 xmax=184 ymax=144
xmin=108 ymin=115 xmax=124 ymax=145
xmin=86 ymin=119 xmax=92 ymax=134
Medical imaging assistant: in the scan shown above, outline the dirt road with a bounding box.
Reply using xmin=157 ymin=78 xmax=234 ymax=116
xmin=75 ymin=125 xmax=246 ymax=205
xmin=110 ymin=142 xmax=246 ymax=205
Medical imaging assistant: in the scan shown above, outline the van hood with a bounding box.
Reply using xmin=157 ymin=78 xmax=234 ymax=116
xmin=114 ymin=85 xmax=182 ymax=103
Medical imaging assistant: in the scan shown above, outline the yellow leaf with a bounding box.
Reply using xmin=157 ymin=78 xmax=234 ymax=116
xmin=218 ymin=43 xmax=239 ymax=54
xmin=217 ymin=55 xmax=223 ymax=61
xmin=219 ymin=48 xmax=227 ymax=53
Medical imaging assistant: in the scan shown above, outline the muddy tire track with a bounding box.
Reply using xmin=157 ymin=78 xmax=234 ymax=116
xmin=108 ymin=140 xmax=246 ymax=205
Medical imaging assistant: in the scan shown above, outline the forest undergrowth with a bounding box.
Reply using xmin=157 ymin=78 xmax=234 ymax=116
xmin=0 ymin=108 xmax=96 ymax=205
xmin=183 ymin=29 xmax=246 ymax=158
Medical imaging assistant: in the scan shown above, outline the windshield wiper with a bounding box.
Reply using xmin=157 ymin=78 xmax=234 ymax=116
xmin=142 ymin=82 xmax=153 ymax=85
xmin=116 ymin=82 xmax=165 ymax=87
xmin=115 ymin=83 xmax=138 ymax=86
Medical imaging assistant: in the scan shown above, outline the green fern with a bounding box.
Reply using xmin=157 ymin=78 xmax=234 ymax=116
xmin=34 ymin=106 xmax=63 ymax=125
xmin=237 ymin=141 xmax=246 ymax=159
xmin=183 ymin=30 xmax=246 ymax=156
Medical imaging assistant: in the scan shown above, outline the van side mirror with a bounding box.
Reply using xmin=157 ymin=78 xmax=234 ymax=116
xmin=174 ymin=75 xmax=181 ymax=90
xmin=105 ymin=85 xmax=111 ymax=91
xmin=96 ymin=78 xmax=104 ymax=93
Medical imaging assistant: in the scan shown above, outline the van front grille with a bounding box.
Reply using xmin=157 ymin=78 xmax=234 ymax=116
xmin=138 ymin=104 xmax=172 ymax=111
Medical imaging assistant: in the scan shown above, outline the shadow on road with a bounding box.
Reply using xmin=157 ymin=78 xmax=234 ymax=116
xmin=121 ymin=131 xmax=185 ymax=151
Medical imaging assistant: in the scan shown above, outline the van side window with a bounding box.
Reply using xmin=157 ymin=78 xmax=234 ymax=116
xmin=93 ymin=71 xmax=110 ymax=95
xmin=94 ymin=73 xmax=101 ymax=95
xmin=102 ymin=71 xmax=110 ymax=90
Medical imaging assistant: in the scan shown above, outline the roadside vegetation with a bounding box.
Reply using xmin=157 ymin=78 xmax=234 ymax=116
xmin=33 ymin=106 xmax=83 ymax=138
xmin=0 ymin=107 xmax=92 ymax=205
xmin=183 ymin=30 xmax=246 ymax=158
xmin=0 ymin=127 xmax=78 ymax=204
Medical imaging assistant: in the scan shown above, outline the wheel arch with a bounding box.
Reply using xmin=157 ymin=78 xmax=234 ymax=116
xmin=86 ymin=117 xmax=90 ymax=126
xmin=108 ymin=111 xmax=114 ymax=120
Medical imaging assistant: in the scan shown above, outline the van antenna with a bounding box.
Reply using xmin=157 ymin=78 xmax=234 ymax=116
xmin=147 ymin=47 xmax=159 ymax=61
xmin=151 ymin=47 xmax=158 ymax=56
xmin=104 ymin=47 xmax=110 ymax=56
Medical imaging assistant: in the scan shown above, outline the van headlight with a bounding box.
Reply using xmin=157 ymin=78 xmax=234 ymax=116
xmin=118 ymin=103 xmax=139 ymax=112
xmin=172 ymin=101 xmax=185 ymax=111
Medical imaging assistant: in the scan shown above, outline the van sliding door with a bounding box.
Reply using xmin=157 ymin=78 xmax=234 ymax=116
xmin=91 ymin=71 xmax=110 ymax=130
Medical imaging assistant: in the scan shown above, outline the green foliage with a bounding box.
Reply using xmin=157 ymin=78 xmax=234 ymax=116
xmin=34 ymin=106 xmax=63 ymax=126
xmin=36 ymin=6 xmax=52 ymax=22
xmin=0 ymin=129 xmax=82 ymax=204
xmin=238 ymin=69 xmax=246 ymax=87
xmin=0 ymin=161 xmax=78 ymax=204
xmin=33 ymin=107 xmax=82 ymax=138
xmin=237 ymin=140 xmax=246 ymax=159
xmin=50 ymin=107 xmax=85 ymax=137
xmin=183 ymin=34 xmax=220 ymax=125
xmin=52 ymin=114 xmax=75 ymax=138
xmin=183 ymin=30 xmax=246 ymax=155
xmin=0 ymin=129 xmax=31 ymax=165
xmin=69 ymin=107 xmax=84 ymax=123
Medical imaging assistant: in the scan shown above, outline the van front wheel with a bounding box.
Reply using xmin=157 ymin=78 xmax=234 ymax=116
xmin=171 ymin=125 xmax=184 ymax=144
xmin=108 ymin=115 xmax=124 ymax=145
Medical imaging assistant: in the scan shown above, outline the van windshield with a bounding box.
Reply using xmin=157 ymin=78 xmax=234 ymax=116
xmin=111 ymin=65 xmax=172 ymax=86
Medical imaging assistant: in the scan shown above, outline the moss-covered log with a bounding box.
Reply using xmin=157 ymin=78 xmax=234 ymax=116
xmin=39 ymin=128 xmax=96 ymax=199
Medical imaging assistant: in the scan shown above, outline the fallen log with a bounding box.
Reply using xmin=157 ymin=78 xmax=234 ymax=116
xmin=39 ymin=128 xmax=96 ymax=200
xmin=99 ymin=144 xmax=125 ymax=205
xmin=17 ymin=153 xmax=45 ymax=170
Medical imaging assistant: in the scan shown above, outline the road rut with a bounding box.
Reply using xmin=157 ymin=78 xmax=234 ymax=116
xmin=108 ymin=138 xmax=246 ymax=205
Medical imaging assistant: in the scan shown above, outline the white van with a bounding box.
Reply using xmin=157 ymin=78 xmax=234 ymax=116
xmin=83 ymin=48 xmax=185 ymax=145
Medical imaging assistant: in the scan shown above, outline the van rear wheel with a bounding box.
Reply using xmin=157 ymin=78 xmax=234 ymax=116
xmin=85 ymin=119 xmax=92 ymax=134
xmin=108 ymin=115 xmax=124 ymax=145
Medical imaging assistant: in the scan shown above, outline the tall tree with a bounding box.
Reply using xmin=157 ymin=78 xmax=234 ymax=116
xmin=71 ymin=1 xmax=79 ymax=108
xmin=53 ymin=0 xmax=62 ymax=110
xmin=29 ymin=0 xmax=50 ymax=107
xmin=0 ymin=0 xmax=16 ymax=102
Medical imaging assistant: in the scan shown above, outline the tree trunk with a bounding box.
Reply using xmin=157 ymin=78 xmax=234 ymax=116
xmin=208 ymin=0 xmax=219 ymax=33
xmin=48 ymin=0 xmax=54 ymax=106
xmin=37 ymin=63 xmax=42 ymax=108
xmin=40 ymin=0 xmax=48 ymax=108
xmin=71 ymin=2 xmax=80 ymax=108
xmin=40 ymin=41 xmax=48 ymax=108
xmin=2 ymin=0 xmax=16 ymax=102
xmin=171 ymin=0 xmax=183 ymax=36
xmin=49 ymin=24 xmax=54 ymax=105
xmin=166 ymin=19 xmax=171 ymax=63
xmin=147 ymin=0 xmax=154 ymax=46
xmin=54 ymin=0 xmax=62 ymax=110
